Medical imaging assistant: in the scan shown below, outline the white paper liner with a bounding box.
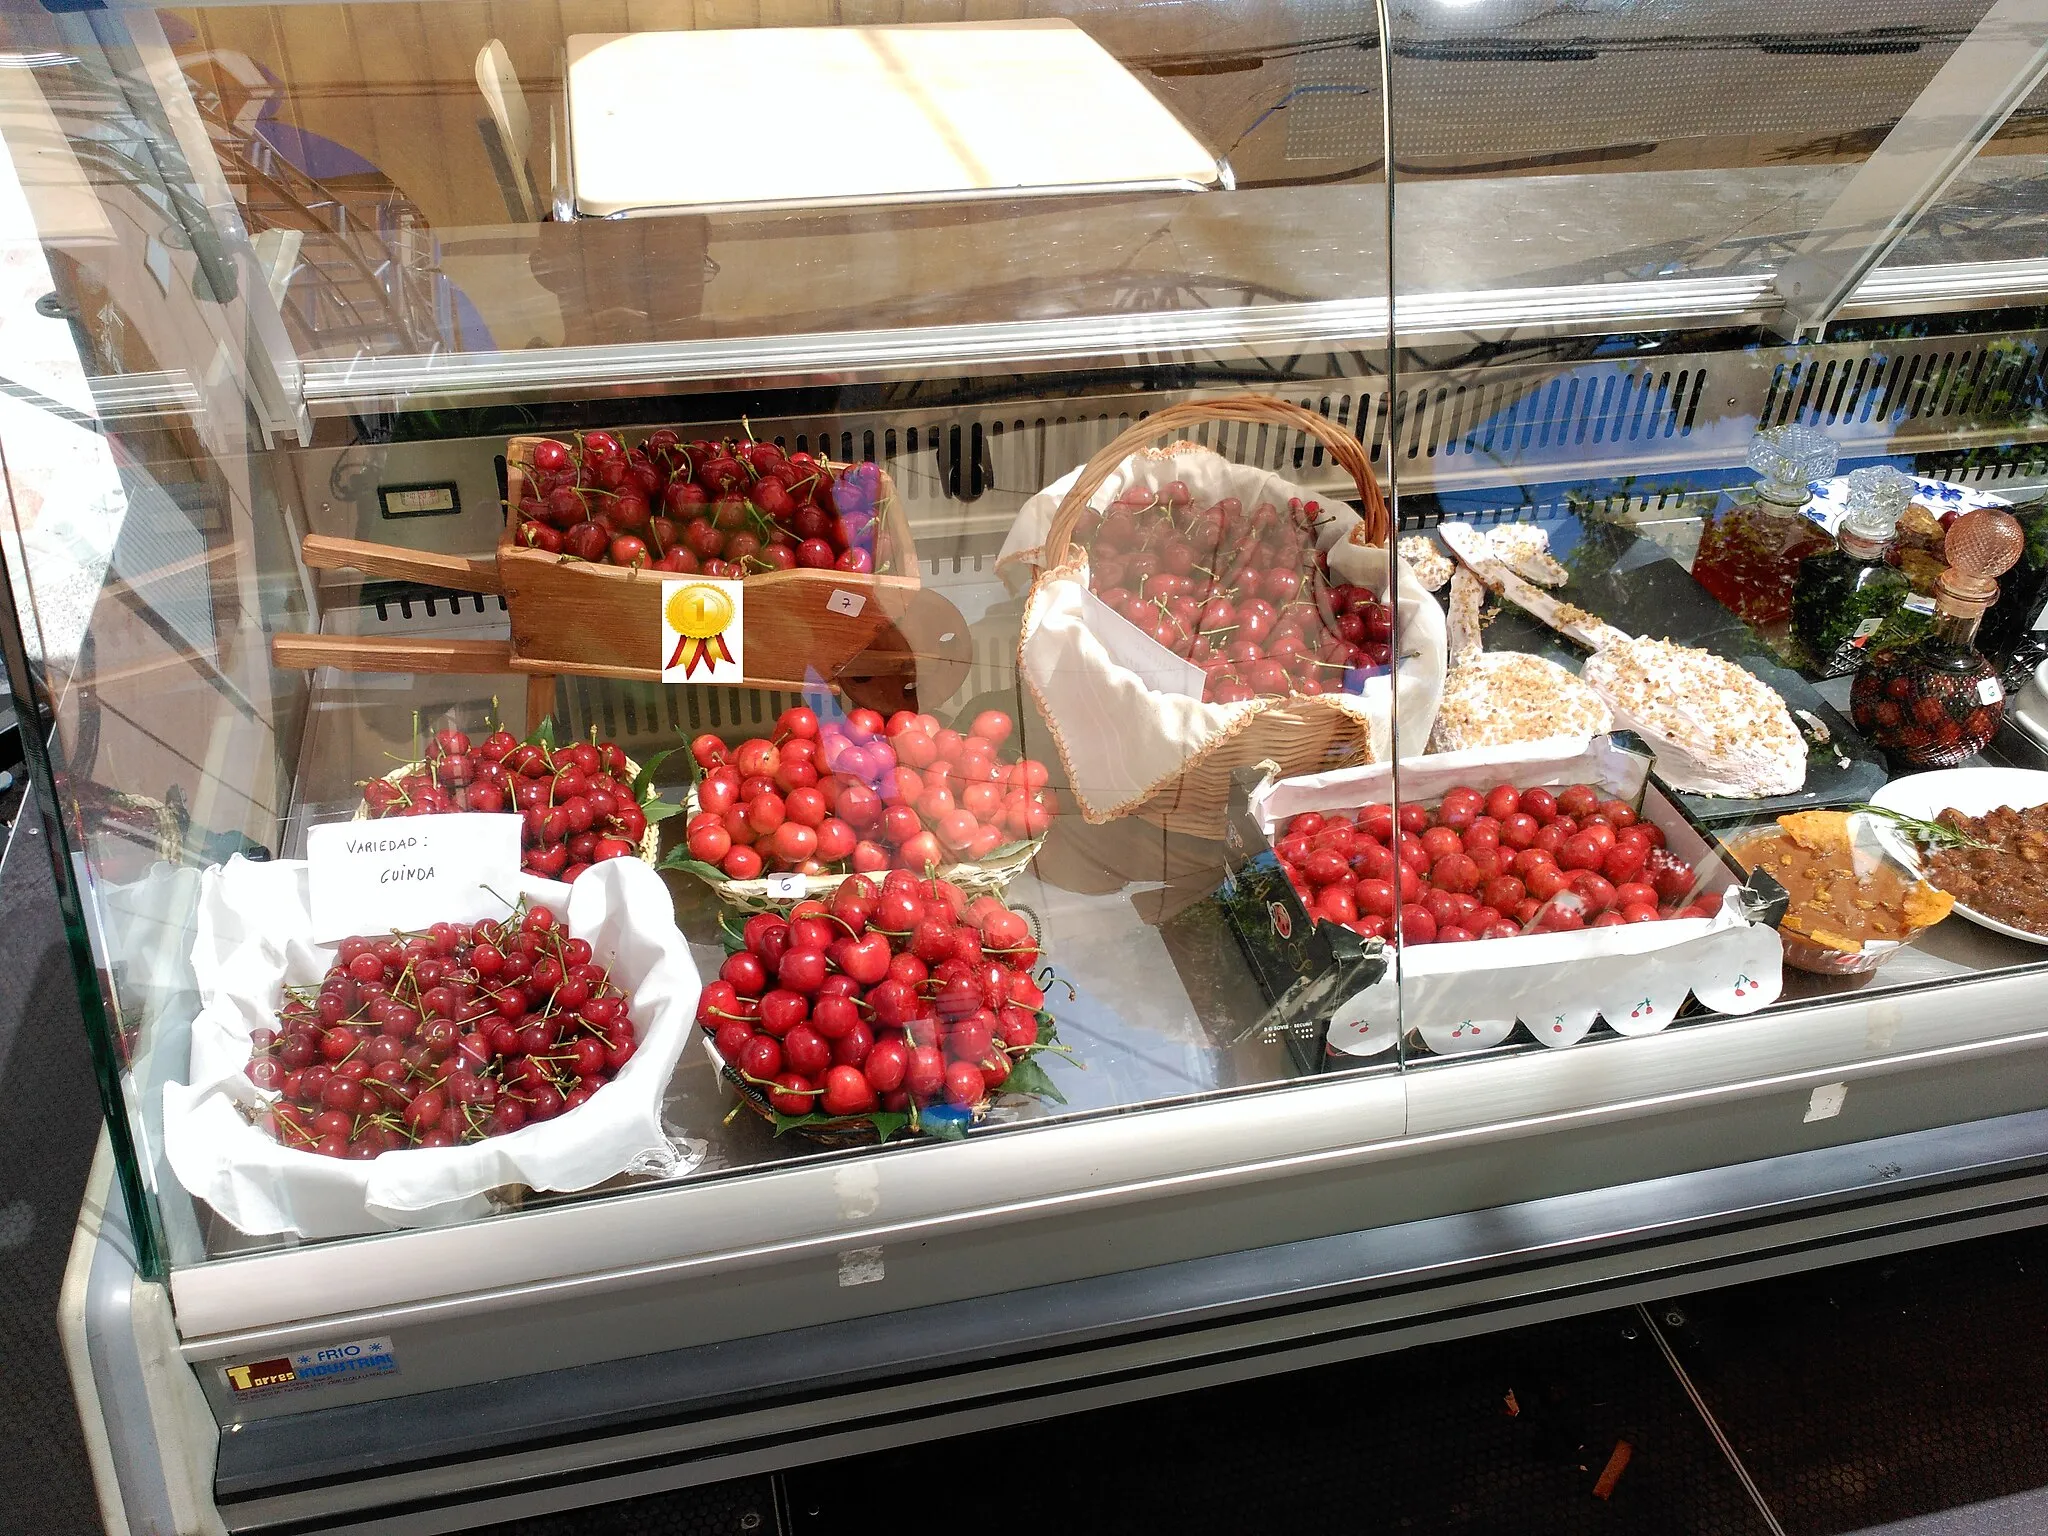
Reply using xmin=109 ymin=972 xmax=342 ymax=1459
xmin=1247 ymin=736 xmax=1785 ymax=1056
xmin=165 ymin=855 xmax=702 ymax=1239
xmin=1005 ymin=445 xmax=1447 ymax=820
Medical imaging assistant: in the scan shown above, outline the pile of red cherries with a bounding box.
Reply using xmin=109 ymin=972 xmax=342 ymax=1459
xmin=361 ymin=728 xmax=654 ymax=883
xmin=1273 ymin=781 xmax=1717 ymax=944
xmin=696 ymin=875 xmax=1052 ymax=1126
xmin=681 ymin=706 xmax=1055 ymax=881
xmin=513 ymin=429 xmax=891 ymax=576
xmin=245 ymin=903 xmax=637 ymax=1158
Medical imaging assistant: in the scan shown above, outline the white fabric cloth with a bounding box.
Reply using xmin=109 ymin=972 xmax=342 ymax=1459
xmin=1004 ymin=444 xmax=1445 ymax=822
xmin=165 ymin=855 xmax=701 ymax=1238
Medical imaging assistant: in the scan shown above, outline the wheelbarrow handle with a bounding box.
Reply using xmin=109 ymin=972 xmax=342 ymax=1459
xmin=301 ymin=535 xmax=503 ymax=596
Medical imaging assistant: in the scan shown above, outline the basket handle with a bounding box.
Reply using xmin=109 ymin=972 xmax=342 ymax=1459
xmin=1042 ymin=395 xmax=1391 ymax=566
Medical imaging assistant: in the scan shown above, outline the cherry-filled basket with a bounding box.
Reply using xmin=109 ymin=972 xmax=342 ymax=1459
xmin=1007 ymin=395 xmax=1448 ymax=839
xmin=696 ymin=882 xmax=1072 ymax=1147
xmin=661 ymin=703 xmax=1054 ymax=914
xmin=352 ymin=722 xmax=670 ymax=881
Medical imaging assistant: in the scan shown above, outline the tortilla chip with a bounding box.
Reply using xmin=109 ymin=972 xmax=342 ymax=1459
xmin=1903 ymin=882 xmax=1955 ymax=930
xmin=1899 ymin=503 xmax=1946 ymax=543
xmin=1805 ymin=926 xmax=1865 ymax=953
xmin=1778 ymin=810 xmax=1853 ymax=853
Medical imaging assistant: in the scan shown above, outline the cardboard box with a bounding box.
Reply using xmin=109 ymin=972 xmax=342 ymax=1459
xmin=1220 ymin=734 xmax=1786 ymax=1063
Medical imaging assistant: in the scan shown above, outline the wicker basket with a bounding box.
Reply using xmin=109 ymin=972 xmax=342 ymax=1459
xmin=1025 ymin=394 xmax=1415 ymax=839
xmin=665 ymin=782 xmax=1043 ymax=913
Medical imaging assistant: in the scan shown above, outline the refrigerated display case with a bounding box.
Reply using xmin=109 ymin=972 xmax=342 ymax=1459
xmin=9 ymin=0 xmax=2048 ymax=1529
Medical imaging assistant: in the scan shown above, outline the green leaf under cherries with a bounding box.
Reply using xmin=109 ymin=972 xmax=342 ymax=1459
xmin=767 ymin=1107 xmax=913 ymax=1142
xmin=632 ymin=748 xmax=677 ymax=803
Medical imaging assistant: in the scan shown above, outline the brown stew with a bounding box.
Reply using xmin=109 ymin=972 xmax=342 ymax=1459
xmin=1925 ymin=803 xmax=2048 ymax=937
xmin=1729 ymin=829 xmax=1920 ymax=948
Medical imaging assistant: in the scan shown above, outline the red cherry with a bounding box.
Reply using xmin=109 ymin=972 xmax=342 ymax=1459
xmin=1557 ymin=784 xmax=1600 ymax=819
xmin=943 ymin=1060 xmax=985 ymax=1108
xmin=768 ymin=1073 xmax=818 ymax=1117
xmin=720 ymin=950 xmax=768 ymax=996
xmin=820 ymin=1065 xmax=879 ymax=1117
xmin=737 ymin=1034 xmax=783 ymax=1081
xmin=1430 ymin=853 xmax=1481 ymax=894
xmin=777 ymin=946 xmax=829 ymax=994
xmin=1398 ymin=906 xmax=1438 ymax=945
xmin=863 ymin=1038 xmax=911 ymax=1094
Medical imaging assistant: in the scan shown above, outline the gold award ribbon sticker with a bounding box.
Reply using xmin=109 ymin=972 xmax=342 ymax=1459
xmin=661 ymin=578 xmax=744 ymax=682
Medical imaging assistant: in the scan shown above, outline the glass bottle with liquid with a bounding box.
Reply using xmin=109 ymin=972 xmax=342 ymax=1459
xmin=1791 ymin=465 xmax=1912 ymax=678
xmin=1852 ymin=507 xmax=2026 ymax=768
xmin=1692 ymin=425 xmax=1839 ymax=628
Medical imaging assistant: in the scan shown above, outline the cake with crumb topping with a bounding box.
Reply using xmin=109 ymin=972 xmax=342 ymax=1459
xmin=1429 ymin=652 xmax=1613 ymax=753
xmin=1581 ymin=636 xmax=1805 ymax=797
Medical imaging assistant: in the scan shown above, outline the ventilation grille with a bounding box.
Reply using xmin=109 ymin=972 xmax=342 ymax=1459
xmin=1759 ymin=339 xmax=2048 ymax=433
xmin=556 ymin=676 xmax=808 ymax=754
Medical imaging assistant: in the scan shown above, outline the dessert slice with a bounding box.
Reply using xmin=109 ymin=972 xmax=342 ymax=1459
xmin=1430 ymin=651 xmax=1614 ymax=754
xmin=1581 ymin=636 xmax=1806 ymax=797
xmin=1436 ymin=521 xmax=1807 ymax=797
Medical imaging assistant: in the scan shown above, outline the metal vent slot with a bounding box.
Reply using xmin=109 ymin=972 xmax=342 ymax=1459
xmin=367 ymin=592 xmax=506 ymax=624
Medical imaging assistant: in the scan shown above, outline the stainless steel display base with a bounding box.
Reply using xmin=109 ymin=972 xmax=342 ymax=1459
xmin=66 ymin=1083 xmax=2048 ymax=1534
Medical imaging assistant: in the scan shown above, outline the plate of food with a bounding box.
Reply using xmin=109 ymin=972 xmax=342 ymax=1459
xmin=1866 ymin=767 xmax=2048 ymax=945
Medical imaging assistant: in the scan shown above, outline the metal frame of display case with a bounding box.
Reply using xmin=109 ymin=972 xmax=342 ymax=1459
xmin=19 ymin=0 xmax=2048 ymax=1529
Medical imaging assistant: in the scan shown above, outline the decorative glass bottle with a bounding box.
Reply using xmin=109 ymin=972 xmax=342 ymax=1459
xmin=1976 ymin=495 xmax=2048 ymax=665
xmin=1791 ymin=466 xmax=1912 ymax=678
xmin=1851 ymin=507 xmax=2026 ymax=768
xmin=1692 ymin=425 xmax=1839 ymax=627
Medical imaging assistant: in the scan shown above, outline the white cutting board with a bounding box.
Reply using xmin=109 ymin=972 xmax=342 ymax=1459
xmin=566 ymin=20 xmax=1219 ymax=218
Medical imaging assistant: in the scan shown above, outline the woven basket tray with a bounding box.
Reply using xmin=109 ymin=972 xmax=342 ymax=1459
xmin=663 ymin=781 xmax=1043 ymax=913
xmin=1028 ymin=394 xmax=1398 ymax=838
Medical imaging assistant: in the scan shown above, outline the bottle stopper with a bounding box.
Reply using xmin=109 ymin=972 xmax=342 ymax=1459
xmin=1748 ymin=425 xmax=1839 ymax=506
xmin=1839 ymin=465 xmax=1911 ymax=552
xmin=1936 ymin=506 xmax=2024 ymax=618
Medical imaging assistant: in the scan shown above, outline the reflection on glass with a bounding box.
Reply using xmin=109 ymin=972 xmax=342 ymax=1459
xmin=1388 ymin=0 xmax=2002 ymax=294
xmin=151 ymin=2 xmax=1399 ymax=367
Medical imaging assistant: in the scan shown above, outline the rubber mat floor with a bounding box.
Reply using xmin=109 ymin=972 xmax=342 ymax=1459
xmin=475 ymin=1224 xmax=2048 ymax=1536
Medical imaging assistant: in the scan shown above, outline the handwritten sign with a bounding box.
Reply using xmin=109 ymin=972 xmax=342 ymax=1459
xmin=306 ymin=814 xmax=522 ymax=941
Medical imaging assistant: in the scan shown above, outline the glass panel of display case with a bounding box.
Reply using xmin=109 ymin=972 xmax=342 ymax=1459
xmin=1386 ymin=0 xmax=2012 ymax=315
xmin=135 ymin=0 xmax=1403 ymax=399
xmin=1380 ymin=0 xmax=2048 ymax=1075
xmin=0 ymin=1 xmax=1414 ymax=1275
xmin=1878 ymin=75 xmax=2048 ymax=272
